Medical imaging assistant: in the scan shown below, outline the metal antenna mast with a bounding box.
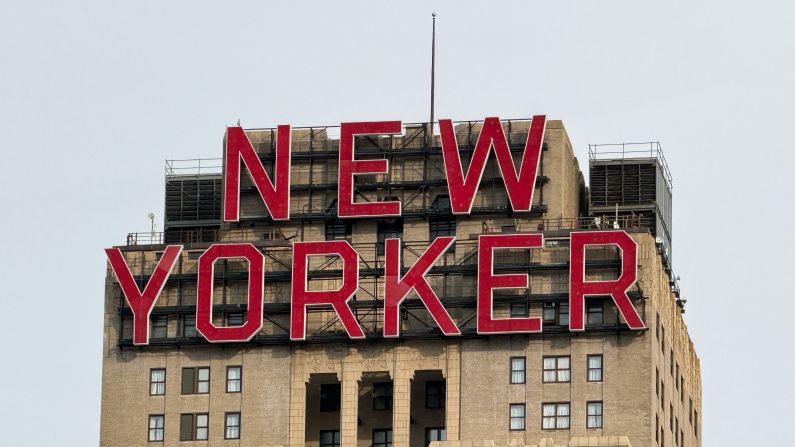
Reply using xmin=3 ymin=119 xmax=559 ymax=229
xmin=428 ymin=12 xmax=437 ymax=146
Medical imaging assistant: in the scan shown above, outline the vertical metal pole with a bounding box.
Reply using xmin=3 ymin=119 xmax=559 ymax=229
xmin=428 ymin=12 xmax=436 ymax=147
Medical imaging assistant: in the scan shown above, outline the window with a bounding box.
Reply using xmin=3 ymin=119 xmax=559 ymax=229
xmin=151 ymin=315 xmax=167 ymax=339
xmin=656 ymin=368 xmax=660 ymax=397
xmin=325 ymin=220 xmax=352 ymax=241
xmin=509 ymin=403 xmax=525 ymax=430
xmin=425 ymin=381 xmax=445 ymax=409
xmin=181 ymin=315 xmax=197 ymax=338
xmin=425 ymin=427 xmax=446 ymax=446
xmin=148 ymin=415 xmax=164 ymax=442
xmin=429 ymin=216 xmax=456 ymax=244
xmin=225 ymin=412 xmax=241 ymax=439
xmin=587 ymin=401 xmax=603 ymax=428
xmin=675 ymin=418 xmax=680 ymax=446
xmin=376 ymin=219 xmax=403 ymax=255
xmin=661 ymin=382 xmax=665 ymax=409
xmin=373 ymin=382 xmax=393 ymax=410
xmin=510 ymin=357 xmax=526 ymax=384
xmin=372 ymin=429 xmax=392 ymax=447
xmin=656 ymin=414 xmax=660 ymax=444
xmin=510 ymin=302 xmax=528 ymax=317
xmin=150 ymin=368 xmax=166 ymax=395
xmin=694 ymin=410 xmax=698 ymax=437
xmin=587 ymin=355 xmax=603 ymax=382
xmin=179 ymin=413 xmax=208 ymax=441
xmin=670 ymin=404 xmax=673 ymax=430
xmin=670 ymin=349 xmax=674 ymax=375
xmin=320 ymin=383 xmax=341 ymax=412
xmin=319 ymin=430 xmax=340 ymax=447
xmin=181 ymin=367 xmax=210 ymax=394
xmin=656 ymin=312 xmax=660 ymax=339
xmin=543 ymin=302 xmax=569 ymax=325
xmin=226 ymin=366 xmax=242 ymax=393
xmin=587 ymin=300 xmax=603 ymax=324
xmin=227 ymin=312 xmax=245 ymax=326
xmin=543 ymin=356 xmax=571 ymax=383
xmin=542 ymin=403 xmax=570 ymax=430
xmin=661 ymin=326 xmax=666 ymax=352
xmin=689 ymin=398 xmax=693 ymax=424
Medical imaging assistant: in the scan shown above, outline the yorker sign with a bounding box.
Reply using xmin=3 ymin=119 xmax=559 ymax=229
xmin=106 ymin=116 xmax=646 ymax=345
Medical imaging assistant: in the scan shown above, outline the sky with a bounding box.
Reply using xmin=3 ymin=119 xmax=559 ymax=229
xmin=0 ymin=0 xmax=793 ymax=445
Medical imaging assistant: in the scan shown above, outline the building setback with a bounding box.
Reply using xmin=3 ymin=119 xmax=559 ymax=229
xmin=100 ymin=118 xmax=701 ymax=447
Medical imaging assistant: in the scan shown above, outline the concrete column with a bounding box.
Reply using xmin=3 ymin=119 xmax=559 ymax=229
xmin=445 ymin=342 xmax=461 ymax=441
xmin=340 ymin=368 xmax=361 ymax=447
xmin=392 ymin=369 xmax=413 ymax=446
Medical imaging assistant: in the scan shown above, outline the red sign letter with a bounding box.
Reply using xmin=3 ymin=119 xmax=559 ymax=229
xmin=196 ymin=244 xmax=265 ymax=342
xmin=569 ymin=231 xmax=644 ymax=331
xmin=477 ymin=234 xmax=543 ymax=334
xmin=383 ymin=237 xmax=460 ymax=337
xmin=439 ymin=116 xmax=546 ymax=214
xmin=290 ymin=241 xmax=365 ymax=340
xmin=337 ymin=121 xmax=402 ymax=218
xmin=105 ymin=245 xmax=182 ymax=345
xmin=224 ymin=125 xmax=291 ymax=221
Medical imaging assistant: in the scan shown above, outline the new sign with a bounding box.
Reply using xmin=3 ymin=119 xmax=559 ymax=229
xmin=106 ymin=116 xmax=645 ymax=346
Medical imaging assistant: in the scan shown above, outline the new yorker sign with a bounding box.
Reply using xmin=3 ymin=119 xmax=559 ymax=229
xmin=105 ymin=116 xmax=645 ymax=346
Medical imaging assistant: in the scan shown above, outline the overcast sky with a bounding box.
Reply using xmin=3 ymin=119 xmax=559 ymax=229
xmin=1 ymin=1 xmax=793 ymax=445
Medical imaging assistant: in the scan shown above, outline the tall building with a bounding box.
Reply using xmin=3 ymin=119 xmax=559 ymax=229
xmin=100 ymin=118 xmax=701 ymax=447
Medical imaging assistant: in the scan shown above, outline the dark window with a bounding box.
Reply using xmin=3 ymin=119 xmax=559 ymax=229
xmin=429 ymin=217 xmax=456 ymax=246
xmin=182 ymin=315 xmax=197 ymax=338
xmin=542 ymin=403 xmax=570 ymax=430
xmin=179 ymin=413 xmax=208 ymax=441
xmin=543 ymin=302 xmax=569 ymax=325
xmin=587 ymin=401 xmax=603 ymax=428
xmin=372 ymin=429 xmax=392 ymax=447
xmin=151 ymin=315 xmax=167 ymax=339
xmin=320 ymin=383 xmax=341 ymax=412
xmin=425 ymin=427 xmax=446 ymax=446
xmin=587 ymin=355 xmax=603 ymax=382
xmin=373 ymin=382 xmax=393 ymax=410
xmin=148 ymin=415 xmax=164 ymax=442
xmin=226 ymin=366 xmax=242 ymax=393
xmin=510 ymin=357 xmax=526 ymax=384
xmin=694 ymin=410 xmax=698 ymax=437
xmin=656 ymin=414 xmax=660 ymax=444
xmin=429 ymin=197 xmax=455 ymax=249
xmin=149 ymin=368 xmax=166 ymax=395
xmin=509 ymin=404 xmax=525 ymax=430
xmin=656 ymin=312 xmax=660 ymax=339
xmin=325 ymin=220 xmax=352 ymax=241
xmin=689 ymin=398 xmax=693 ymax=424
xmin=181 ymin=367 xmax=210 ymax=394
xmin=656 ymin=368 xmax=660 ymax=396
xmin=587 ymin=300 xmax=603 ymax=324
xmin=225 ymin=412 xmax=240 ymax=440
xmin=670 ymin=404 xmax=673 ymax=430
xmin=425 ymin=381 xmax=445 ymax=409
xmin=319 ymin=430 xmax=340 ymax=447
xmin=661 ymin=382 xmax=665 ymax=409
xmin=510 ymin=302 xmax=528 ymax=317
xmin=670 ymin=349 xmax=674 ymax=375
xmin=377 ymin=219 xmax=403 ymax=255
xmin=227 ymin=312 xmax=245 ymax=326
xmin=543 ymin=356 xmax=571 ymax=383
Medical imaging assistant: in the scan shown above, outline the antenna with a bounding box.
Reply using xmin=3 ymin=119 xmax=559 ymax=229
xmin=428 ymin=12 xmax=437 ymax=147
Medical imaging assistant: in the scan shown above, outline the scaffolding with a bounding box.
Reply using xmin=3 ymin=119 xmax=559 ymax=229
xmin=115 ymin=119 xmax=656 ymax=347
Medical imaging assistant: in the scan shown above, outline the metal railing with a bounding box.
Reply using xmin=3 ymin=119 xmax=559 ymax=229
xmin=588 ymin=141 xmax=673 ymax=189
xmin=124 ymin=216 xmax=648 ymax=247
xmin=165 ymin=158 xmax=223 ymax=177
